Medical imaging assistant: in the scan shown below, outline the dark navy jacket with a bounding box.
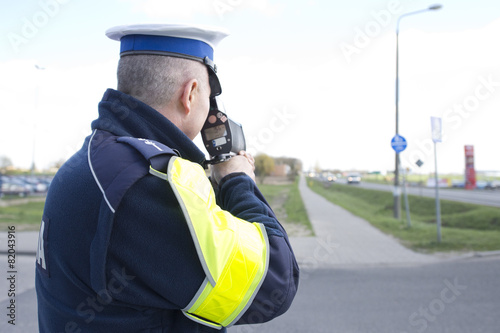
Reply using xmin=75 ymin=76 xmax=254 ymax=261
xmin=35 ymin=89 xmax=299 ymax=332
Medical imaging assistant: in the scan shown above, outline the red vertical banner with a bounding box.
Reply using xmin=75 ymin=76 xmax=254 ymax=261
xmin=464 ymin=145 xmax=476 ymax=190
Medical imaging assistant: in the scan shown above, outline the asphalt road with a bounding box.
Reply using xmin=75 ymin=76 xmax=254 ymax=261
xmin=229 ymin=256 xmax=500 ymax=333
xmin=335 ymin=180 xmax=500 ymax=207
xmin=3 ymin=255 xmax=499 ymax=333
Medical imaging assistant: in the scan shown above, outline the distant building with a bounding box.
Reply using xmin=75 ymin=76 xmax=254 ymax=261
xmin=271 ymin=164 xmax=291 ymax=177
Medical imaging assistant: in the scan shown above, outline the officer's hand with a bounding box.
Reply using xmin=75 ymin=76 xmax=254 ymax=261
xmin=211 ymin=151 xmax=256 ymax=185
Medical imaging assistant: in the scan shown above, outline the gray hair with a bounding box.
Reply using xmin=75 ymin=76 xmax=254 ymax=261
xmin=117 ymin=55 xmax=208 ymax=110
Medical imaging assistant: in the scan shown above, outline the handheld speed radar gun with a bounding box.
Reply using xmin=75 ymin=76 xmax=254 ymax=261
xmin=201 ymin=96 xmax=246 ymax=165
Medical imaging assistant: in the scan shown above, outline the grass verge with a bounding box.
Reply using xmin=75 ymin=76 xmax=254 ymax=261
xmin=0 ymin=198 xmax=45 ymax=231
xmin=258 ymin=178 xmax=314 ymax=237
xmin=308 ymin=179 xmax=500 ymax=253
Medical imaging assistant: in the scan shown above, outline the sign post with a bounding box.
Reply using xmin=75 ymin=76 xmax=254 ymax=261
xmin=391 ymin=135 xmax=407 ymax=220
xmin=402 ymin=166 xmax=411 ymax=228
xmin=415 ymin=159 xmax=424 ymax=196
xmin=431 ymin=117 xmax=442 ymax=243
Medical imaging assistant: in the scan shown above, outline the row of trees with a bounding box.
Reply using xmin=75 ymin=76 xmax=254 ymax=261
xmin=2 ymin=153 xmax=302 ymax=181
xmin=0 ymin=155 xmax=65 ymax=175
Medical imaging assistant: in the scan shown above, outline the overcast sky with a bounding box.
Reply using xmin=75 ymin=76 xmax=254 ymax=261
xmin=1 ymin=0 xmax=499 ymax=175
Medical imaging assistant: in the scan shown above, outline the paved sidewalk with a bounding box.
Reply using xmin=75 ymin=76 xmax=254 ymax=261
xmin=289 ymin=176 xmax=439 ymax=267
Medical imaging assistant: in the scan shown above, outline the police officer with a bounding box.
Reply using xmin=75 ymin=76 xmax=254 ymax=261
xmin=35 ymin=24 xmax=299 ymax=332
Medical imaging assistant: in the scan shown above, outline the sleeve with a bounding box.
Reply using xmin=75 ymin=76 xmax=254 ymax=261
xmin=216 ymin=173 xmax=300 ymax=325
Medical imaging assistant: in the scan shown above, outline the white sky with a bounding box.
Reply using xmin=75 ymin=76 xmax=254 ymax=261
xmin=1 ymin=0 xmax=499 ymax=175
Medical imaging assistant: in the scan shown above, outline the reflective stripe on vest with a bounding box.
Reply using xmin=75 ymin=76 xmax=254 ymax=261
xmin=150 ymin=156 xmax=269 ymax=329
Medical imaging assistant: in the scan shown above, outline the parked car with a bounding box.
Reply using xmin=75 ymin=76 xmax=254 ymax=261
xmin=22 ymin=176 xmax=49 ymax=193
xmin=0 ymin=178 xmax=31 ymax=197
xmin=347 ymin=173 xmax=361 ymax=184
xmin=451 ymin=179 xmax=465 ymax=188
xmin=476 ymin=181 xmax=488 ymax=189
xmin=486 ymin=180 xmax=500 ymax=190
xmin=0 ymin=175 xmax=52 ymax=197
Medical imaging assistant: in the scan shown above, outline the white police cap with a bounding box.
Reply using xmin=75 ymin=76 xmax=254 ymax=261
xmin=105 ymin=24 xmax=229 ymax=97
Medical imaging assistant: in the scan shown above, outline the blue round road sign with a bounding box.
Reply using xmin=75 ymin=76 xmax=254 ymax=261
xmin=391 ymin=135 xmax=407 ymax=153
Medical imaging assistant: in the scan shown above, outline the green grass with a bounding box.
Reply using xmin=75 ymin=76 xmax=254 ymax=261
xmin=0 ymin=199 xmax=45 ymax=231
xmin=308 ymin=180 xmax=500 ymax=252
xmin=259 ymin=178 xmax=314 ymax=236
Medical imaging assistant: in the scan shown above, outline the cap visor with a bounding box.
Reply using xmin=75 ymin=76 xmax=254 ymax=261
xmin=208 ymin=67 xmax=222 ymax=97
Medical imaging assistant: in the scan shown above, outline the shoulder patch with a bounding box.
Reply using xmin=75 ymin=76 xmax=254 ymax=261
xmin=117 ymin=137 xmax=176 ymax=160
xmin=117 ymin=137 xmax=177 ymax=172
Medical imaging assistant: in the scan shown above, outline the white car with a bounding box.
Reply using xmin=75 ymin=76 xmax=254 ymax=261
xmin=347 ymin=173 xmax=361 ymax=184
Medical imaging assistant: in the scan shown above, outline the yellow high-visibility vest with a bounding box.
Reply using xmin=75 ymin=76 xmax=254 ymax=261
xmin=150 ymin=156 xmax=269 ymax=329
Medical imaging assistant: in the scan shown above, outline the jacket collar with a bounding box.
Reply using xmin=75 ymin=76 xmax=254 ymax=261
xmin=92 ymin=89 xmax=206 ymax=166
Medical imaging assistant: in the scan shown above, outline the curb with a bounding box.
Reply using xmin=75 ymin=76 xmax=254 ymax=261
xmin=0 ymin=250 xmax=36 ymax=256
xmin=473 ymin=250 xmax=500 ymax=258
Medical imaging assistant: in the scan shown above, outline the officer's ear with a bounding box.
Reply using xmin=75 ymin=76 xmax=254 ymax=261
xmin=180 ymin=79 xmax=199 ymax=116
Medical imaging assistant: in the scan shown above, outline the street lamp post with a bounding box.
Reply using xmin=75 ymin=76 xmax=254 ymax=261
xmin=394 ymin=4 xmax=442 ymax=219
